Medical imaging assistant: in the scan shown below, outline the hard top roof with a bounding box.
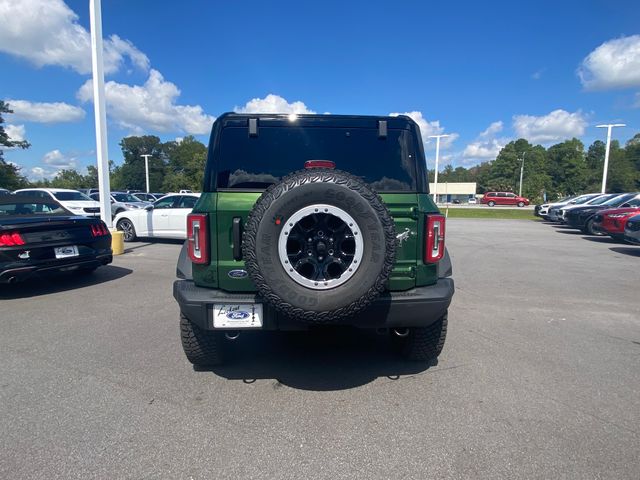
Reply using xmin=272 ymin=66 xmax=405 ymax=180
xmin=215 ymin=112 xmax=419 ymax=130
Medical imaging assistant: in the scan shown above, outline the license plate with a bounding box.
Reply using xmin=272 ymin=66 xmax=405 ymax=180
xmin=213 ymin=304 xmax=263 ymax=328
xmin=54 ymin=245 xmax=79 ymax=259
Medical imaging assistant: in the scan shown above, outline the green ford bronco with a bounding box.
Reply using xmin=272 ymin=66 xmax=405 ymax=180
xmin=173 ymin=113 xmax=454 ymax=366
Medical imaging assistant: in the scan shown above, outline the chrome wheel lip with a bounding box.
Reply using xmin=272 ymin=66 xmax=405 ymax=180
xmin=277 ymin=204 xmax=364 ymax=290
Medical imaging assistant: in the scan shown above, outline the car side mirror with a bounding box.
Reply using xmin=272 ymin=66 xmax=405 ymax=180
xmin=145 ymin=205 xmax=154 ymax=211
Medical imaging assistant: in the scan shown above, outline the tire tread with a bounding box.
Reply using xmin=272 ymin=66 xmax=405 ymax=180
xmin=180 ymin=313 xmax=223 ymax=366
xmin=401 ymin=314 xmax=448 ymax=361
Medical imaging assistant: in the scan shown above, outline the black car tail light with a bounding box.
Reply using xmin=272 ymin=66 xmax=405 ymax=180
xmin=0 ymin=231 xmax=26 ymax=247
xmin=90 ymin=222 xmax=110 ymax=237
xmin=425 ymin=214 xmax=445 ymax=263
xmin=187 ymin=213 xmax=209 ymax=264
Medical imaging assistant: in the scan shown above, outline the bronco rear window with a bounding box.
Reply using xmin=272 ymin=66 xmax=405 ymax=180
xmin=215 ymin=126 xmax=418 ymax=192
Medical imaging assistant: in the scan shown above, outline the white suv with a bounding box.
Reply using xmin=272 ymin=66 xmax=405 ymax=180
xmin=13 ymin=188 xmax=101 ymax=217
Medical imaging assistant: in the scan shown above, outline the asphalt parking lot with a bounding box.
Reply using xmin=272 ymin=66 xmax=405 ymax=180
xmin=1 ymin=219 xmax=639 ymax=479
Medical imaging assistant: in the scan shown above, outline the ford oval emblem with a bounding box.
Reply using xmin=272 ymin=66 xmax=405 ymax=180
xmin=226 ymin=311 xmax=250 ymax=320
xmin=228 ymin=269 xmax=248 ymax=279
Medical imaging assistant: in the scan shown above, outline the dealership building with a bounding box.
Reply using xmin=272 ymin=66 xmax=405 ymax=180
xmin=428 ymin=182 xmax=477 ymax=204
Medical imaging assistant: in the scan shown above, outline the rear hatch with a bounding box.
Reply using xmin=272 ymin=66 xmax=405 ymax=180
xmin=192 ymin=115 xmax=440 ymax=292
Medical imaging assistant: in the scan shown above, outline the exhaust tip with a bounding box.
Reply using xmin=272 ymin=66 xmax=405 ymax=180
xmin=224 ymin=331 xmax=240 ymax=341
xmin=392 ymin=328 xmax=410 ymax=338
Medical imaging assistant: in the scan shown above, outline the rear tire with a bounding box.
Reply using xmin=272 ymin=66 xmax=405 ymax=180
xmin=395 ymin=313 xmax=448 ymax=361
xmin=517 ymin=201 xmax=525 ymax=207
xmin=116 ymin=218 xmax=137 ymax=242
xmin=180 ymin=313 xmax=224 ymax=366
xmin=488 ymin=201 xmax=496 ymax=207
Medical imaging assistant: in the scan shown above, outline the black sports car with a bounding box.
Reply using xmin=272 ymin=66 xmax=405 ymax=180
xmin=0 ymin=196 xmax=112 ymax=283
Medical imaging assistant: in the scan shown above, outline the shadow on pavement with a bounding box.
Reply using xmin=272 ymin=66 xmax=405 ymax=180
xmin=555 ymin=229 xmax=583 ymax=234
xmin=581 ymin=236 xmax=619 ymax=244
xmin=0 ymin=265 xmax=133 ymax=299
xmin=610 ymin=246 xmax=640 ymax=257
xmin=200 ymin=327 xmax=436 ymax=392
xmin=124 ymin=238 xmax=183 ymax=253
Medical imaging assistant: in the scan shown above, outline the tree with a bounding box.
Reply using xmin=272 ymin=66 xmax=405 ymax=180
xmin=0 ymin=101 xmax=30 ymax=189
xmin=624 ymin=133 xmax=640 ymax=189
xmin=605 ymin=141 xmax=637 ymax=193
xmin=488 ymin=139 xmax=531 ymax=193
xmin=546 ymin=138 xmax=588 ymax=195
xmin=112 ymin=136 xmax=166 ymax=191
xmin=49 ymin=169 xmax=91 ymax=189
xmin=162 ymin=136 xmax=207 ymax=191
xmin=585 ymin=140 xmax=605 ymax=191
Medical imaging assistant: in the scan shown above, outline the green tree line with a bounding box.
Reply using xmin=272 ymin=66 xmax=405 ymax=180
xmin=431 ymin=136 xmax=640 ymax=202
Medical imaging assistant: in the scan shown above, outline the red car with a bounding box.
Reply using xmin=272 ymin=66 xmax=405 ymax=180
xmin=593 ymin=206 xmax=640 ymax=240
xmin=480 ymin=192 xmax=530 ymax=207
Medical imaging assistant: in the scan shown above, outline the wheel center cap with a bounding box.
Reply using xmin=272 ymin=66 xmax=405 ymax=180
xmin=316 ymin=241 xmax=327 ymax=254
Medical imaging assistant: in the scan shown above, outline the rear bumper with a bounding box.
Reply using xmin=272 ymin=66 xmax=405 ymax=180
xmin=0 ymin=253 xmax=113 ymax=283
xmin=174 ymin=278 xmax=455 ymax=331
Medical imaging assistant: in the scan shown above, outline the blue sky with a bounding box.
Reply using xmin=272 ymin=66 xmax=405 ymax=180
xmin=1 ymin=0 xmax=639 ymax=180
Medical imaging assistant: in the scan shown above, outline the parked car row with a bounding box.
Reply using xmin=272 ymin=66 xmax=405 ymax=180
xmin=535 ymin=192 xmax=640 ymax=245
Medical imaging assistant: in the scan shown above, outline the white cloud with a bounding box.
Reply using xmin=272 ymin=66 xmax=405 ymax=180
xmin=25 ymin=150 xmax=78 ymax=180
xmin=29 ymin=166 xmax=59 ymax=180
xmin=531 ymin=68 xmax=545 ymax=80
xmin=389 ymin=111 xmax=458 ymax=149
xmin=463 ymin=139 xmax=505 ymax=160
xmin=512 ymin=109 xmax=587 ymax=143
xmin=234 ymin=94 xmax=316 ymax=114
xmin=42 ymin=149 xmax=77 ymax=169
xmin=4 ymin=124 xmax=26 ymax=143
xmin=463 ymin=120 xmax=507 ymax=161
xmin=0 ymin=0 xmax=149 ymax=75
xmin=6 ymin=99 xmax=85 ymax=123
xmin=77 ymin=69 xmax=215 ymax=135
xmin=479 ymin=121 xmax=503 ymax=138
xmin=578 ymin=35 xmax=640 ymax=90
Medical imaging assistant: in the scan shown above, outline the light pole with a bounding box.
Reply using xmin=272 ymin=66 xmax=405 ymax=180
xmin=518 ymin=151 xmax=526 ymax=197
xmin=596 ymin=124 xmax=626 ymax=193
xmin=428 ymin=134 xmax=450 ymax=203
xmin=140 ymin=154 xmax=152 ymax=193
xmin=89 ymin=0 xmax=111 ymax=227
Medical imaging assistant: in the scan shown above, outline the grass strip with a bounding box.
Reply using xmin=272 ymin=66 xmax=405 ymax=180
xmin=443 ymin=207 xmax=538 ymax=220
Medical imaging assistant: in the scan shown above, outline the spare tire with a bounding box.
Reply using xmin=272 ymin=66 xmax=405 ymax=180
xmin=242 ymin=169 xmax=396 ymax=323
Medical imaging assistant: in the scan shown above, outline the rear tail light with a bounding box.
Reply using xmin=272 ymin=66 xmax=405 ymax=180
xmin=304 ymin=160 xmax=335 ymax=169
xmin=187 ymin=213 xmax=209 ymax=264
xmin=0 ymin=232 xmax=26 ymax=247
xmin=90 ymin=222 xmax=110 ymax=237
xmin=425 ymin=214 xmax=445 ymax=263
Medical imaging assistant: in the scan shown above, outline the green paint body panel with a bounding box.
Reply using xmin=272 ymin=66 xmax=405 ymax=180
xmin=191 ymin=191 xmax=441 ymax=293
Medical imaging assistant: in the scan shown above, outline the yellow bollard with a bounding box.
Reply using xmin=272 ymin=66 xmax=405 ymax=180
xmin=109 ymin=228 xmax=125 ymax=255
